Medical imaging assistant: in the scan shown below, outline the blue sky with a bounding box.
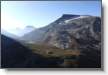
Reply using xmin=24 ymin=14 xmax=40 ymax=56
xmin=1 ymin=1 xmax=101 ymax=33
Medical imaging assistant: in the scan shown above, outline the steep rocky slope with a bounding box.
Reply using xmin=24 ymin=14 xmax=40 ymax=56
xmin=22 ymin=14 xmax=101 ymax=51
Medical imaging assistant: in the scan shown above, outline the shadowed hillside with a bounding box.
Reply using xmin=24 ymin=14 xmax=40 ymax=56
xmin=1 ymin=35 xmax=63 ymax=68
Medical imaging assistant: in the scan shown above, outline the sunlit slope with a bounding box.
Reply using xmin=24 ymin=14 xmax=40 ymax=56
xmin=24 ymin=43 xmax=80 ymax=57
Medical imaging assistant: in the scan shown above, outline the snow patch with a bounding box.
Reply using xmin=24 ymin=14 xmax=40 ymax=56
xmin=65 ymin=16 xmax=90 ymax=23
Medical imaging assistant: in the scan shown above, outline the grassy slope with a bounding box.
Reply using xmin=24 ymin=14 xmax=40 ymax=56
xmin=20 ymin=42 xmax=101 ymax=68
xmin=24 ymin=43 xmax=80 ymax=58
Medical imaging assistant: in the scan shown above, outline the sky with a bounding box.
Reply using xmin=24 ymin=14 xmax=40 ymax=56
xmin=1 ymin=1 xmax=101 ymax=34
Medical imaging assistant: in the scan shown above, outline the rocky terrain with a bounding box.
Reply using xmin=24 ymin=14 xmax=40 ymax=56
xmin=22 ymin=14 xmax=101 ymax=51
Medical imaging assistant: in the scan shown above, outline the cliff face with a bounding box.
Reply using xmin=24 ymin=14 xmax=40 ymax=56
xmin=22 ymin=14 xmax=101 ymax=50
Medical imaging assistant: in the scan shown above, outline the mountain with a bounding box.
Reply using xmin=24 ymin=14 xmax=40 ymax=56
xmin=21 ymin=14 xmax=101 ymax=51
xmin=1 ymin=14 xmax=101 ymax=68
xmin=19 ymin=26 xmax=36 ymax=36
xmin=10 ymin=26 xmax=36 ymax=37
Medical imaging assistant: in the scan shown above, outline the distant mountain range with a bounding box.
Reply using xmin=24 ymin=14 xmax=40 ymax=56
xmin=1 ymin=26 xmax=36 ymax=40
xmin=11 ymin=26 xmax=36 ymax=37
xmin=21 ymin=14 xmax=101 ymax=51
